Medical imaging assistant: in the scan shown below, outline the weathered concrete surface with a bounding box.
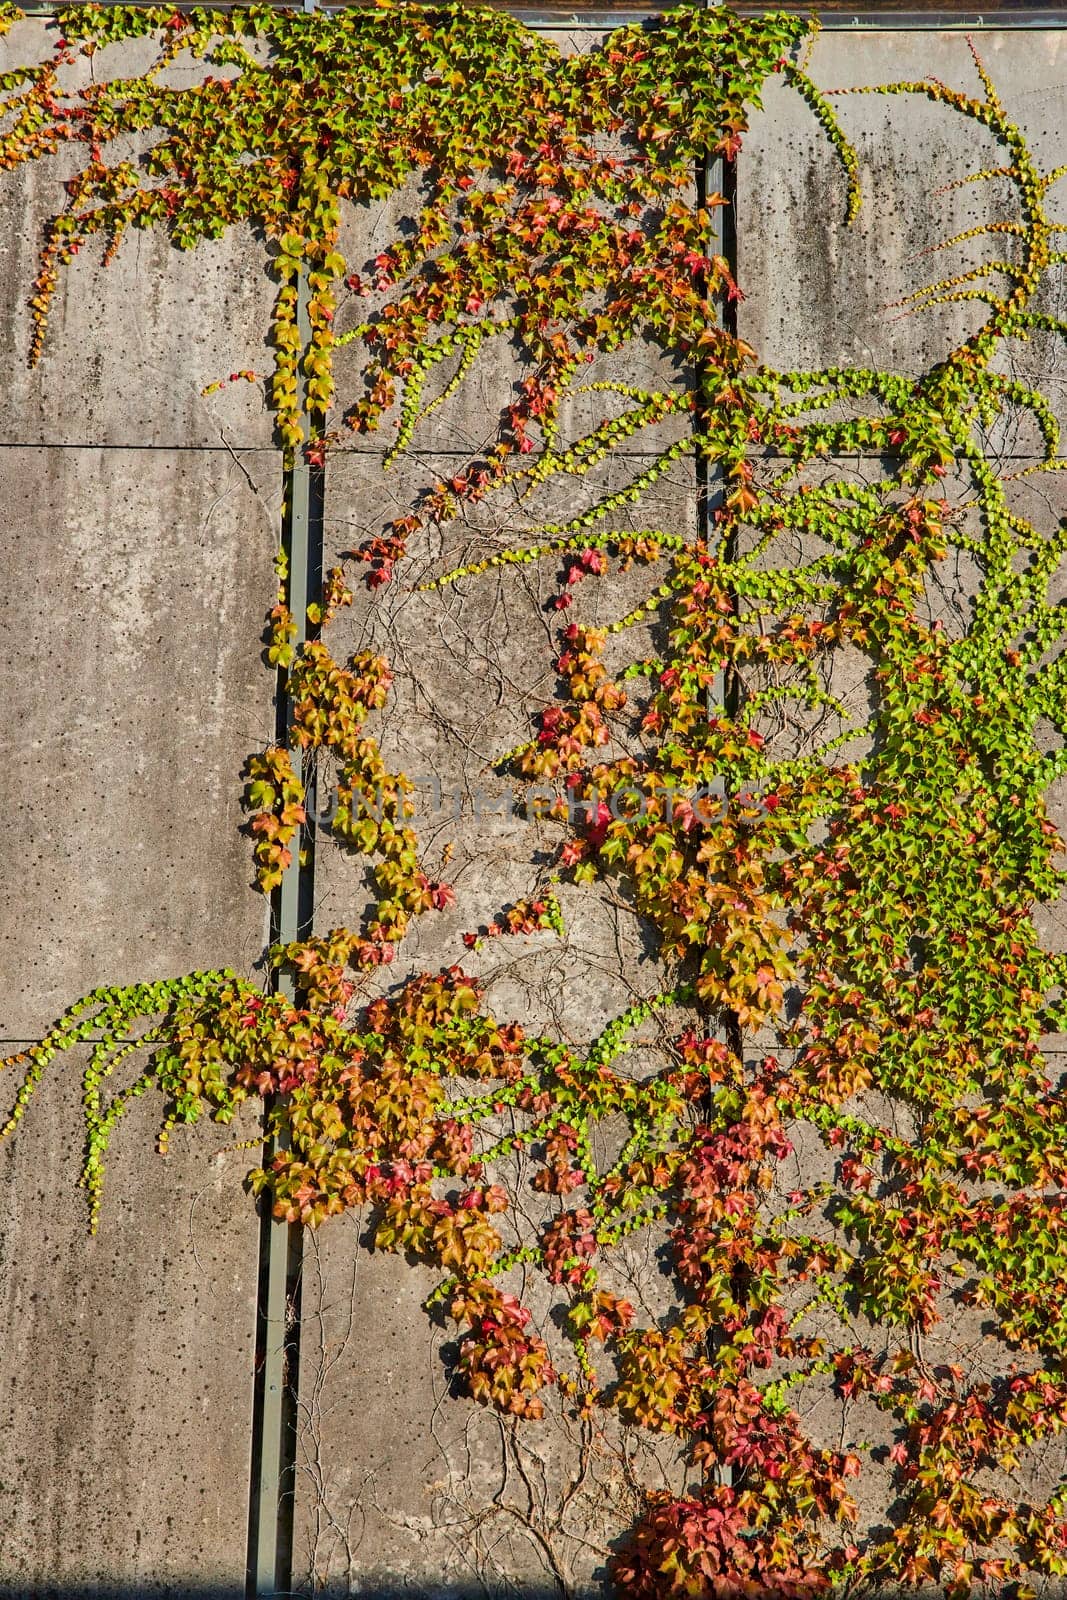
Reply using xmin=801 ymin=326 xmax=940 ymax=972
xmin=0 ymin=1088 xmax=260 ymax=1594
xmin=0 ymin=172 xmax=279 ymax=451
xmin=0 ymin=444 xmax=278 ymax=1590
xmin=0 ymin=446 xmax=278 ymax=1039
xmin=738 ymin=30 xmax=1067 ymax=420
xmin=312 ymin=443 xmax=696 ymax=1018
xmin=0 ymin=165 xmax=277 ymax=452
xmin=294 ymin=1222 xmax=671 ymax=1599
xmin=331 ymin=191 xmax=692 ymax=466
xmin=0 ymin=21 xmax=276 ymax=451
xmin=292 ymin=426 xmax=695 ymax=1592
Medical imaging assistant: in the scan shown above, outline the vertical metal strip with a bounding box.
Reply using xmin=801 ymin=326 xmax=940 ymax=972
xmin=698 ymin=1 xmax=741 ymax=1492
xmin=702 ymin=136 xmax=730 ymax=752
xmin=247 ymin=263 xmax=320 ymax=1600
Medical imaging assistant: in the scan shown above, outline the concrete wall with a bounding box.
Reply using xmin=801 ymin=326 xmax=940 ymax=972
xmin=295 ymin=26 xmax=1067 ymax=1594
xmin=0 ymin=16 xmax=1065 ymax=1600
xmin=0 ymin=23 xmax=277 ymax=1594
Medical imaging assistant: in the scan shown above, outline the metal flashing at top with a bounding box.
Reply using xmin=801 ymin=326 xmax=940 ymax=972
xmin=513 ymin=7 xmax=1067 ymax=20
xmin=12 ymin=1 xmax=1067 ymax=21
xmin=502 ymin=2 xmax=1067 ymax=22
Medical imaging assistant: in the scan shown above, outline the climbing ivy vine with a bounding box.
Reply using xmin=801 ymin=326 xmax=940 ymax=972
xmin=3 ymin=2 xmax=1067 ymax=1594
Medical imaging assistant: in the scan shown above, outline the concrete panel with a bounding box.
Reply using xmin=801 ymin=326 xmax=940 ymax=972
xmin=0 ymin=446 xmax=279 ymax=1039
xmin=291 ymin=443 xmax=696 ymax=1591
xmin=0 ymin=1089 xmax=260 ymax=1594
xmin=0 ymin=160 xmax=278 ymax=451
xmin=294 ymin=1219 xmax=683 ymax=1599
xmin=313 ymin=444 xmax=697 ymax=991
xmin=327 ymin=24 xmax=691 ymax=464
xmin=0 ymin=444 xmax=278 ymax=1589
xmin=738 ymin=30 xmax=1067 ymax=428
xmin=0 ymin=22 xmax=277 ymax=450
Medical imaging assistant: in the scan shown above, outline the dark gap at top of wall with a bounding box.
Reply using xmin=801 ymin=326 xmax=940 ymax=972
xmin=0 ymin=1589 xmax=605 ymax=1600
xmin=14 ymin=0 xmax=1067 ymax=21
xmin=0 ymin=1587 xmax=973 ymax=1599
xmin=491 ymin=0 xmax=1067 ymax=9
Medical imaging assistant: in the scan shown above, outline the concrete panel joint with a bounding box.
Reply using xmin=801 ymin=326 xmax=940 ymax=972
xmin=247 ymin=268 xmax=322 ymax=1600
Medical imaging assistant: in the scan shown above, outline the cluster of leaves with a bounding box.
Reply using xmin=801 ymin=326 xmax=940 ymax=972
xmin=380 ymin=37 xmax=1067 ymax=1599
xmin=250 ymin=618 xmax=452 ymax=946
xmin=461 ymin=892 xmax=565 ymax=952
xmin=0 ymin=0 xmax=803 ymax=459
xmin=248 ymin=553 xmax=447 ymax=946
xmin=4 ymin=3 xmax=1067 ymax=1595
